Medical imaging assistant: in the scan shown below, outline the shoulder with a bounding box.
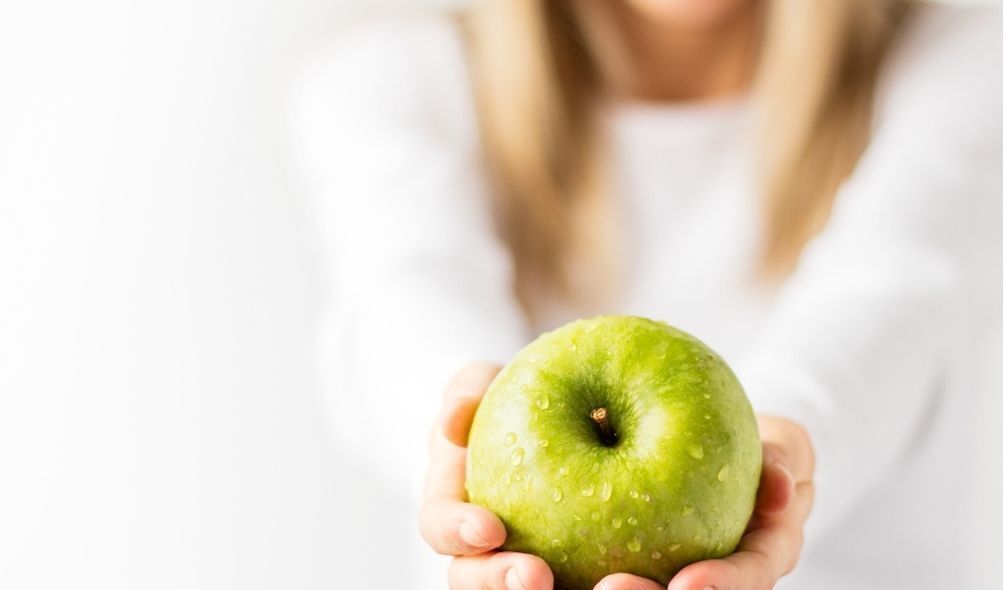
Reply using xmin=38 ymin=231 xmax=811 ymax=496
xmin=876 ymin=3 xmax=1002 ymax=146
xmin=289 ymin=15 xmax=478 ymax=149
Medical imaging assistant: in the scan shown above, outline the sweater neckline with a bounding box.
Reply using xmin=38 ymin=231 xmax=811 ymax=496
xmin=604 ymin=94 xmax=751 ymax=144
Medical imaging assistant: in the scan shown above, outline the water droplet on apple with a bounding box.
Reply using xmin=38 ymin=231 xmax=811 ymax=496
xmin=600 ymin=481 xmax=613 ymax=501
xmin=627 ymin=538 xmax=642 ymax=553
xmin=573 ymin=514 xmax=582 ymax=521
xmin=504 ymin=432 xmax=517 ymax=446
xmin=552 ymin=488 xmax=563 ymax=502
xmin=558 ymin=466 xmax=569 ymax=477
xmin=627 ymin=516 xmax=638 ymax=526
xmin=511 ymin=447 xmax=524 ymax=466
xmin=682 ymin=505 xmax=694 ymax=516
xmin=704 ymin=414 xmax=711 ymax=420
xmin=612 ymin=518 xmax=623 ymax=529
xmin=537 ymin=439 xmax=549 ymax=448
xmin=513 ymin=472 xmax=522 ymax=482
xmin=703 ymin=393 xmax=711 ymax=399
xmin=717 ymin=465 xmax=729 ymax=481
xmin=551 ymin=538 xmax=562 ymax=547
xmin=651 ymin=550 xmax=662 ymax=560
xmin=558 ymin=553 xmax=568 ymax=563
xmin=536 ymin=395 xmax=550 ymax=410
xmin=669 ymin=543 xmax=681 ymax=552
xmin=655 ymin=524 xmax=664 ymax=532
xmin=597 ymin=544 xmax=607 ymax=555
xmin=591 ymin=511 xmax=600 ymax=521
xmin=688 ymin=443 xmax=704 ymax=460
xmin=581 ymin=485 xmax=595 ymax=497
xmin=629 ymin=489 xmax=639 ymax=499
xmin=641 ymin=493 xmax=651 ymax=502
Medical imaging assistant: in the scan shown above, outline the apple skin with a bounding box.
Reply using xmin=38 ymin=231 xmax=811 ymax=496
xmin=466 ymin=316 xmax=761 ymax=590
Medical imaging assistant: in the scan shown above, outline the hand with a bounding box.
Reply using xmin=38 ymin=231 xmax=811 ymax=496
xmin=419 ymin=362 xmax=555 ymax=590
xmin=419 ymin=363 xmax=815 ymax=590
xmin=596 ymin=416 xmax=816 ymax=590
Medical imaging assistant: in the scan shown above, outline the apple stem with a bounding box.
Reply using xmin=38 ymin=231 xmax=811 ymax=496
xmin=590 ymin=407 xmax=617 ymax=446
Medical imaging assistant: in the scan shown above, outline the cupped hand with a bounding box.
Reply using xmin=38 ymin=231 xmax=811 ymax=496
xmin=420 ymin=364 xmax=815 ymax=590
xmin=419 ymin=362 xmax=555 ymax=590
xmin=596 ymin=416 xmax=816 ymax=590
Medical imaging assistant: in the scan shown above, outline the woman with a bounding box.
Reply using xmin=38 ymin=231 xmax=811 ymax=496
xmin=291 ymin=0 xmax=1001 ymax=588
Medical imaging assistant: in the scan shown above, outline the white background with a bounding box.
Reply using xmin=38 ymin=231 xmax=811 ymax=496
xmin=0 ymin=1 xmax=997 ymax=589
xmin=0 ymin=1 xmax=459 ymax=588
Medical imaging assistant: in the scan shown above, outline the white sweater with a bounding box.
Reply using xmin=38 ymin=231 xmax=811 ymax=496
xmin=290 ymin=4 xmax=1002 ymax=588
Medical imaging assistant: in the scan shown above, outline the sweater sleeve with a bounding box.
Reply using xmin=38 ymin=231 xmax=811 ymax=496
xmin=736 ymin=5 xmax=1001 ymax=540
xmin=288 ymin=20 xmax=529 ymax=496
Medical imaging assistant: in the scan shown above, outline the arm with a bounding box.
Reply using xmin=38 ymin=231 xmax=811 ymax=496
xmin=737 ymin=5 xmax=1001 ymax=540
xmin=288 ymin=22 xmax=530 ymax=494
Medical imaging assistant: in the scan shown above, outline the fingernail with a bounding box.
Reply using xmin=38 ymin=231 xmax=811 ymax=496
xmin=505 ymin=567 xmax=527 ymax=590
xmin=459 ymin=520 xmax=490 ymax=548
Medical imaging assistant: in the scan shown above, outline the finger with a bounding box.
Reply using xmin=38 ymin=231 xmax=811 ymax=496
xmin=594 ymin=572 xmax=665 ymax=590
xmin=425 ymin=415 xmax=468 ymax=503
xmin=427 ymin=367 xmax=496 ymax=501
xmin=668 ymin=548 xmax=775 ymax=590
xmin=421 ymin=432 xmax=506 ymax=555
xmin=756 ymin=416 xmax=815 ymax=482
xmin=441 ymin=363 xmax=501 ymax=447
xmin=737 ymin=479 xmax=814 ymax=574
xmin=789 ymin=480 xmax=815 ymax=527
xmin=754 ymin=443 xmax=796 ymax=516
xmin=448 ymin=551 xmax=554 ymax=590
xmin=420 ymin=496 xmax=507 ymax=555
xmin=421 ymin=361 xmax=501 ymax=517
xmin=422 ymin=370 xmax=507 ymax=556
xmin=670 ymin=484 xmax=815 ymax=590
xmin=442 ymin=362 xmax=501 ymax=404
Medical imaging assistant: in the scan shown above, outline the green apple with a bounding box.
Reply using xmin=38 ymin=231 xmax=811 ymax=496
xmin=466 ymin=316 xmax=761 ymax=589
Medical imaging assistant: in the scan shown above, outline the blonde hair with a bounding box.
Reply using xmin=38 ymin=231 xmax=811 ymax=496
xmin=461 ymin=0 xmax=909 ymax=313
